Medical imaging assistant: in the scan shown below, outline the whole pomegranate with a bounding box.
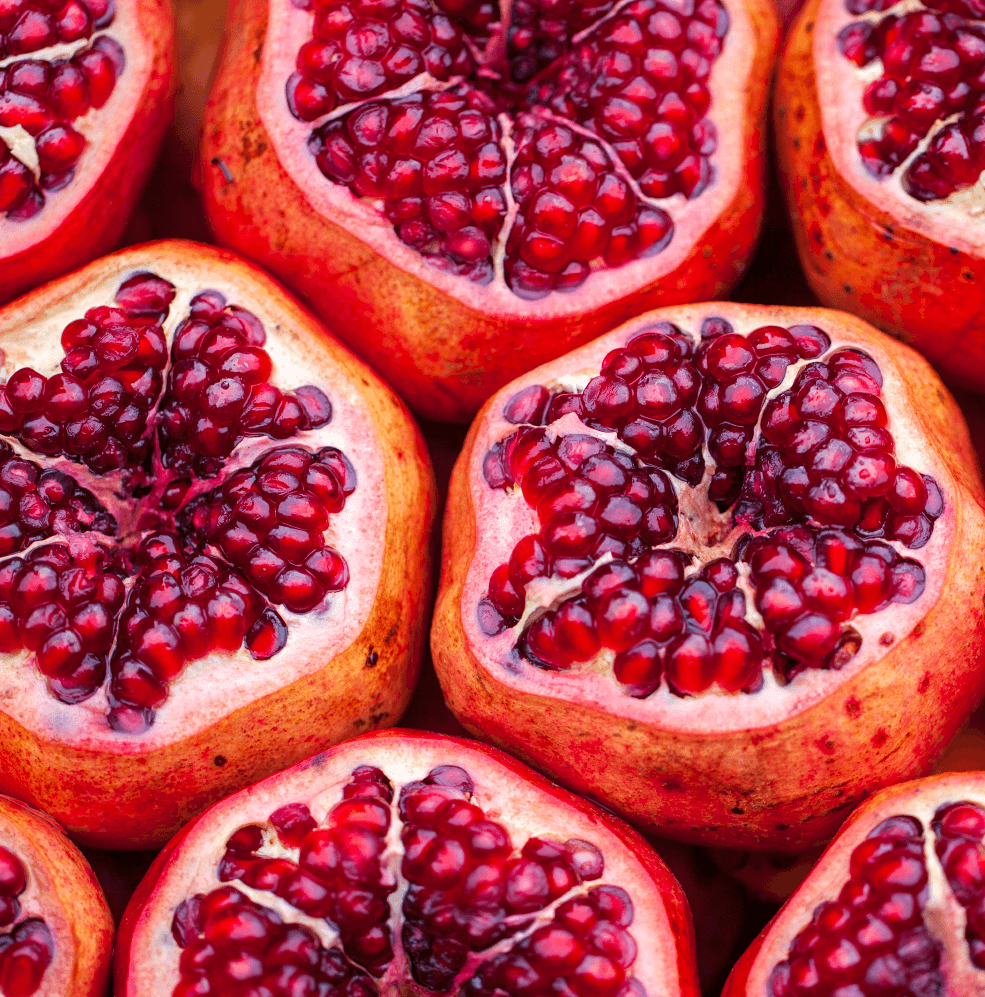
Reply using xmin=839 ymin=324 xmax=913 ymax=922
xmin=0 ymin=240 xmax=436 ymax=850
xmin=200 ymin=0 xmax=780 ymax=421
xmin=774 ymin=0 xmax=985 ymax=391
xmin=722 ymin=772 xmax=985 ymax=996
xmin=0 ymin=793 xmax=113 ymax=997
xmin=0 ymin=0 xmax=176 ymax=304
xmin=115 ymin=729 xmax=700 ymax=997
xmin=432 ymin=302 xmax=985 ymax=851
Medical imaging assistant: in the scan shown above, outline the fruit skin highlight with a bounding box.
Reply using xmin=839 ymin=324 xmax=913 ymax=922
xmin=0 ymin=240 xmax=436 ymax=851
xmin=199 ymin=0 xmax=780 ymax=422
xmin=774 ymin=0 xmax=985 ymax=393
xmin=0 ymin=793 xmax=114 ymax=997
xmin=0 ymin=0 xmax=177 ymax=306
xmin=113 ymin=728 xmax=702 ymax=997
xmin=432 ymin=301 xmax=985 ymax=852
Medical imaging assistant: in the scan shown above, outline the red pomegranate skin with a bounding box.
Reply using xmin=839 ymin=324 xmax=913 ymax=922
xmin=0 ymin=0 xmax=177 ymax=306
xmin=199 ymin=0 xmax=780 ymax=422
xmin=0 ymin=241 xmax=437 ymax=850
xmin=775 ymin=0 xmax=985 ymax=393
xmin=0 ymin=793 xmax=113 ymax=997
xmin=431 ymin=302 xmax=985 ymax=852
xmin=113 ymin=728 xmax=701 ymax=997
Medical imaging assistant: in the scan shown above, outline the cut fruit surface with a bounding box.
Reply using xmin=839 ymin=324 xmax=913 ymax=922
xmin=114 ymin=729 xmax=701 ymax=997
xmin=0 ymin=240 xmax=436 ymax=849
xmin=201 ymin=0 xmax=779 ymax=419
xmin=432 ymin=301 xmax=985 ymax=850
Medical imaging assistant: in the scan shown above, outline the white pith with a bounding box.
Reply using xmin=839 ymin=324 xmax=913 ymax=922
xmin=0 ymin=0 xmax=154 ymax=258
xmin=743 ymin=774 xmax=985 ymax=995
xmin=460 ymin=302 xmax=953 ymax=735
xmin=813 ymin=0 xmax=985 ymax=248
xmin=120 ymin=734 xmax=683 ymax=997
xmin=0 ymin=248 xmax=388 ymax=752
xmin=255 ymin=0 xmax=758 ymax=316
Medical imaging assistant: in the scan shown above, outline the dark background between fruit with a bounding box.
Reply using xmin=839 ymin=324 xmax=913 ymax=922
xmin=69 ymin=0 xmax=985 ymax=992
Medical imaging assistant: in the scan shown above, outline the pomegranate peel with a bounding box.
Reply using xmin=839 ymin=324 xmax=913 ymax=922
xmin=775 ymin=0 xmax=985 ymax=392
xmin=722 ymin=772 xmax=985 ymax=997
xmin=0 ymin=0 xmax=177 ymax=305
xmin=0 ymin=240 xmax=437 ymax=850
xmin=432 ymin=301 xmax=985 ymax=851
xmin=114 ymin=728 xmax=701 ymax=997
xmin=0 ymin=793 xmax=113 ymax=997
xmin=200 ymin=0 xmax=779 ymax=421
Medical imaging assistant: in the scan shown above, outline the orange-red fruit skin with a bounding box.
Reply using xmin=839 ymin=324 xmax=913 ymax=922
xmin=0 ymin=794 xmax=114 ymax=997
xmin=113 ymin=729 xmax=702 ymax=997
xmin=774 ymin=0 xmax=985 ymax=392
xmin=198 ymin=0 xmax=780 ymax=422
xmin=0 ymin=0 xmax=178 ymax=307
xmin=0 ymin=240 xmax=437 ymax=851
xmin=431 ymin=302 xmax=985 ymax=853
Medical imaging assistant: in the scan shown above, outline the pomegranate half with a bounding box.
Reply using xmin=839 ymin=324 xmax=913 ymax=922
xmin=200 ymin=0 xmax=779 ymax=421
xmin=432 ymin=301 xmax=985 ymax=851
xmin=722 ymin=772 xmax=985 ymax=997
xmin=0 ymin=0 xmax=175 ymax=305
xmin=774 ymin=0 xmax=985 ymax=392
xmin=0 ymin=240 xmax=436 ymax=850
xmin=115 ymin=728 xmax=700 ymax=997
xmin=0 ymin=793 xmax=113 ymax=997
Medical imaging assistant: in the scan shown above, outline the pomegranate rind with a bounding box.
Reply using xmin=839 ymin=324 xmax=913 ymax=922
xmin=775 ymin=0 xmax=985 ymax=393
xmin=0 ymin=0 xmax=177 ymax=306
xmin=0 ymin=240 xmax=437 ymax=850
xmin=0 ymin=793 xmax=113 ymax=997
xmin=199 ymin=0 xmax=780 ymax=422
xmin=431 ymin=301 xmax=985 ymax=851
xmin=720 ymin=772 xmax=985 ymax=996
xmin=113 ymin=728 xmax=701 ymax=997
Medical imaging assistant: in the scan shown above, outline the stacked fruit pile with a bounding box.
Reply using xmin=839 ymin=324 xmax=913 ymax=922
xmin=0 ymin=0 xmax=984 ymax=992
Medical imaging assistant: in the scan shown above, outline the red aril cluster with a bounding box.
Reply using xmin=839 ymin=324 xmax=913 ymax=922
xmin=0 ymin=270 xmax=356 ymax=734
xmin=289 ymin=0 xmax=728 ymax=296
xmin=932 ymin=800 xmax=985 ymax=966
xmin=767 ymin=815 xmax=940 ymax=997
xmin=478 ymin=317 xmax=942 ymax=695
xmin=166 ymin=758 xmax=646 ymax=997
xmin=837 ymin=0 xmax=985 ymax=200
xmin=0 ymin=10 xmax=123 ymax=220
xmin=0 ymin=845 xmax=53 ymax=997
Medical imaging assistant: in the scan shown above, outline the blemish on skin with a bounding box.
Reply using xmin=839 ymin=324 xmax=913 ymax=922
xmin=918 ymin=672 xmax=931 ymax=694
xmin=871 ymin=729 xmax=888 ymax=749
xmin=731 ymin=807 xmax=745 ymax=815
xmin=815 ymin=135 xmax=826 ymax=155
xmin=793 ymin=137 xmax=801 ymax=150
xmin=843 ymin=283 xmax=853 ymax=295
xmin=816 ymin=736 xmax=836 ymax=756
xmin=214 ymin=755 xmax=227 ymax=767
xmin=879 ymin=632 xmax=895 ymax=647
xmin=913 ymin=621 xmax=926 ymax=637
xmin=365 ymin=648 xmax=379 ymax=668
xmin=211 ymin=158 xmax=234 ymax=183
xmin=845 ymin=696 xmax=861 ymax=718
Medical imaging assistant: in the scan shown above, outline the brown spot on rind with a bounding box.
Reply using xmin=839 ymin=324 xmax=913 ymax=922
xmin=816 ymin=737 xmax=836 ymax=756
xmin=918 ymin=672 xmax=931 ymax=694
xmin=879 ymin=632 xmax=895 ymax=646
xmin=871 ymin=729 xmax=888 ymax=748
xmin=214 ymin=755 xmax=227 ymax=767
xmin=845 ymin=696 xmax=861 ymax=718
xmin=365 ymin=648 xmax=379 ymax=668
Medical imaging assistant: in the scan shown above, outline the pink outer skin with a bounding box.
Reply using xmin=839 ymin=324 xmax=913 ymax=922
xmin=0 ymin=241 xmax=438 ymax=851
xmin=721 ymin=772 xmax=985 ymax=995
xmin=775 ymin=0 xmax=985 ymax=393
xmin=198 ymin=0 xmax=780 ymax=422
xmin=430 ymin=301 xmax=985 ymax=853
xmin=0 ymin=0 xmax=178 ymax=306
xmin=0 ymin=794 xmax=114 ymax=997
xmin=113 ymin=728 xmax=702 ymax=997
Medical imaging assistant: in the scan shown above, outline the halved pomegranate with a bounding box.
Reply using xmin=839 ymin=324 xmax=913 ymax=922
xmin=0 ymin=0 xmax=175 ymax=305
xmin=0 ymin=240 xmax=436 ymax=850
xmin=432 ymin=302 xmax=985 ymax=851
xmin=199 ymin=0 xmax=779 ymax=421
xmin=0 ymin=793 xmax=113 ymax=997
xmin=774 ymin=0 xmax=985 ymax=391
xmin=722 ymin=771 xmax=985 ymax=996
xmin=114 ymin=729 xmax=700 ymax=997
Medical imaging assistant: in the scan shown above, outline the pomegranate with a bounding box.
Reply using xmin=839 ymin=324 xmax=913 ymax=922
xmin=0 ymin=240 xmax=436 ymax=850
xmin=199 ymin=0 xmax=780 ymax=421
xmin=774 ymin=0 xmax=985 ymax=392
xmin=0 ymin=0 xmax=176 ymax=305
xmin=431 ymin=301 xmax=985 ymax=851
xmin=0 ymin=793 xmax=113 ymax=997
xmin=114 ymin=729 xmax=700 ymax=997
xmin=720 ymin=772 xmax=985 ymax=996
